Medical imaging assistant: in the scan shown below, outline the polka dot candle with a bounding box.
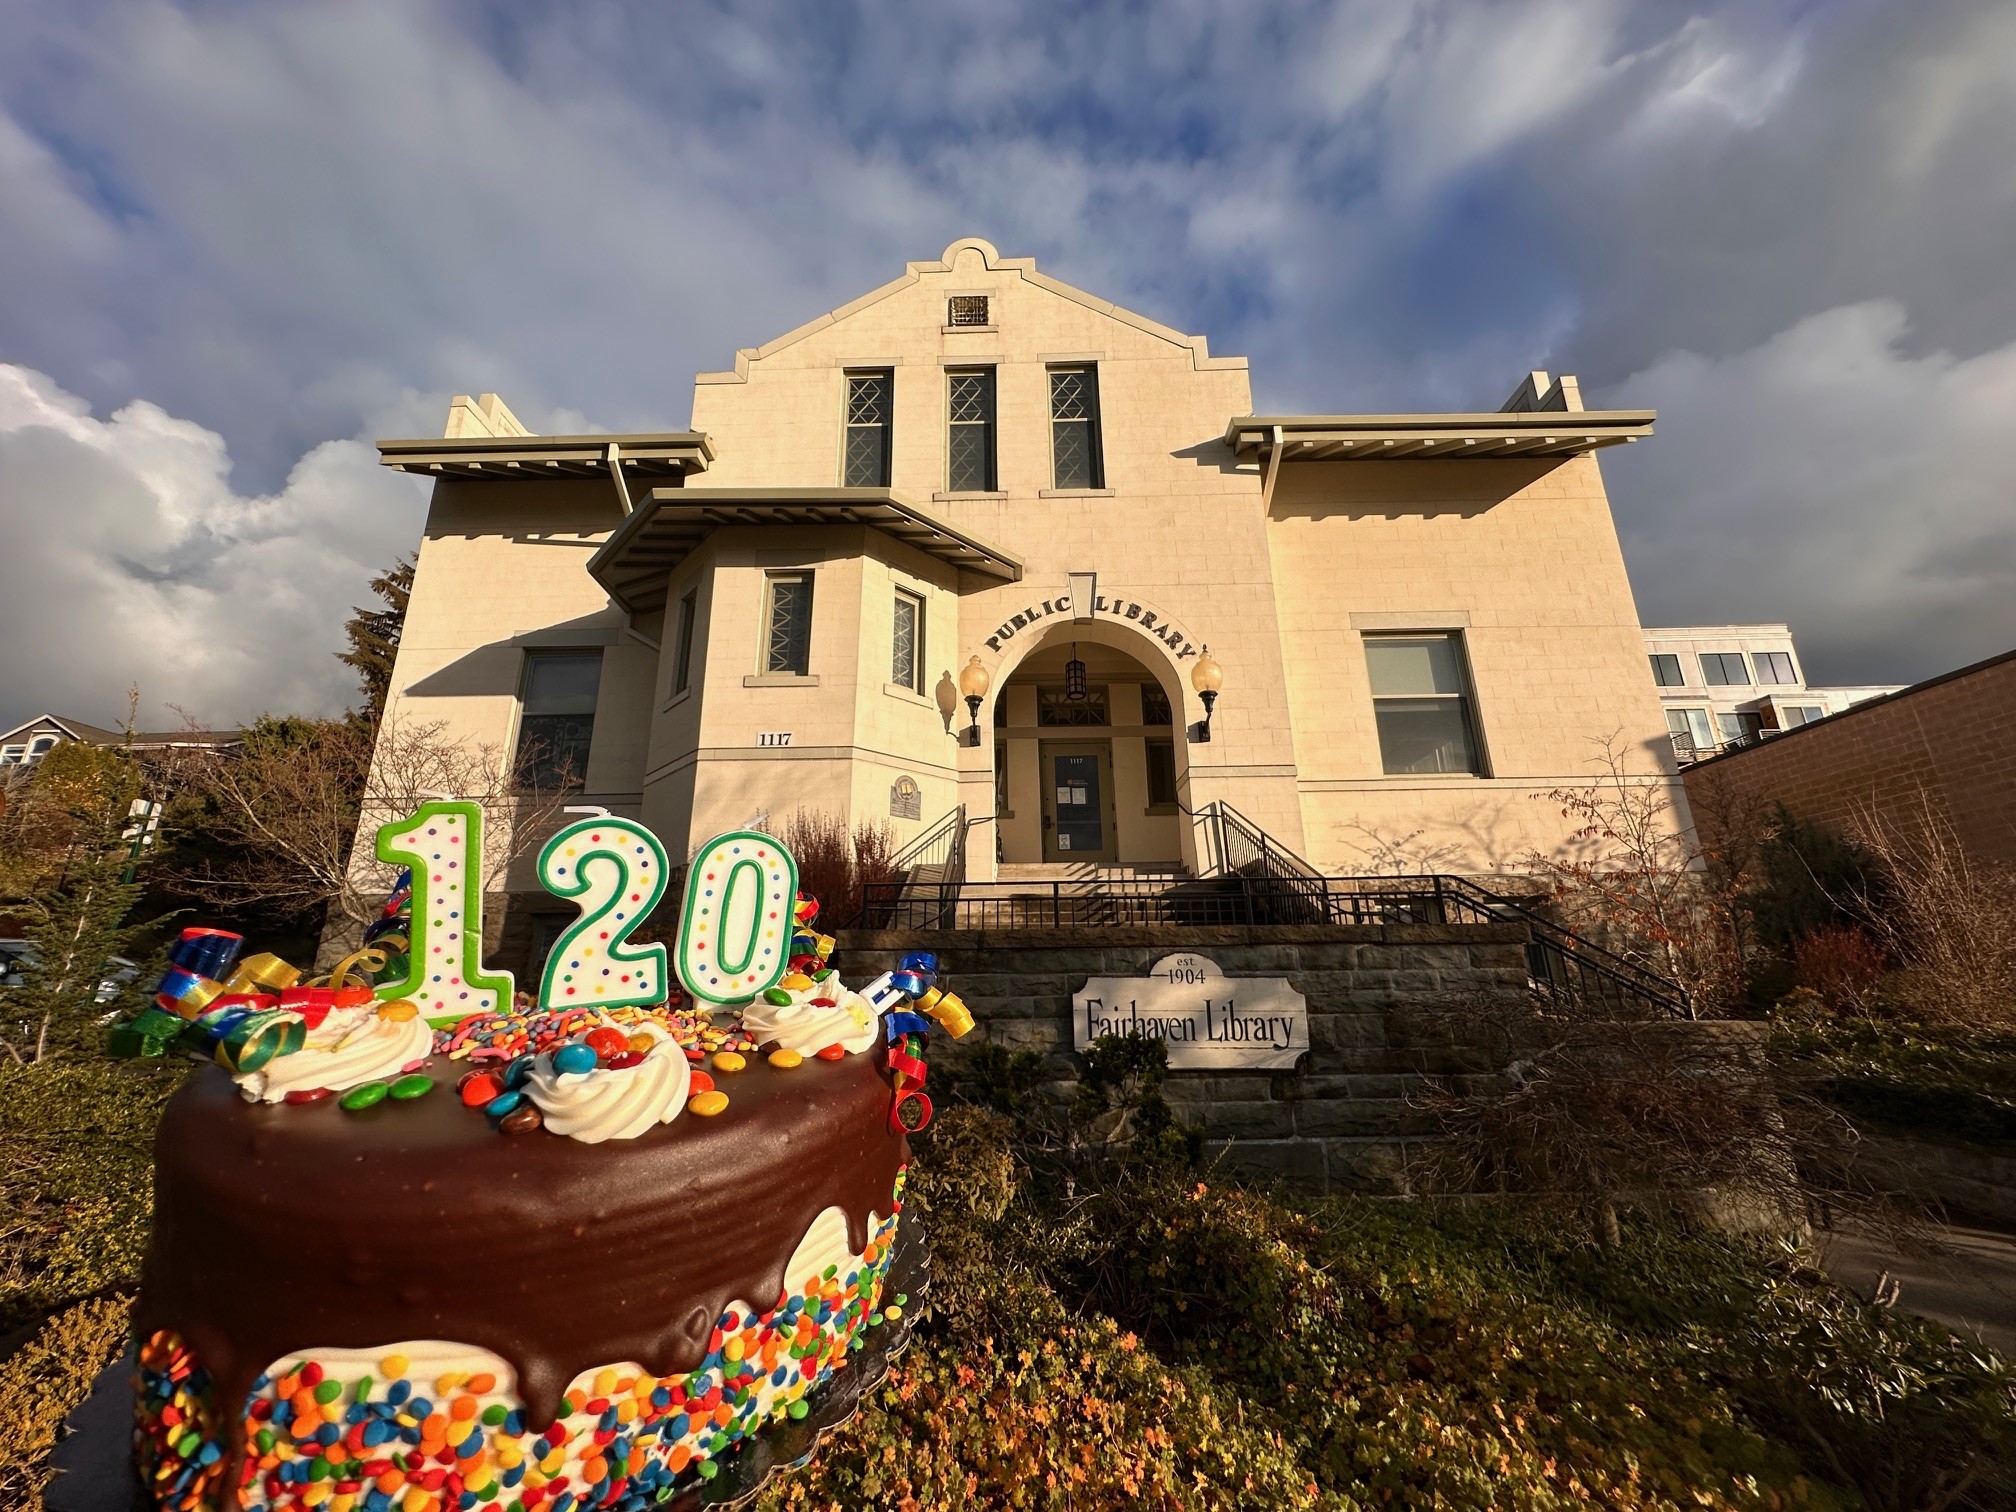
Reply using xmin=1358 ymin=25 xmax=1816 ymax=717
xmin=534 ymin=817 xmax=672 ymax=1011
xmin=675 ymin=833 xmax=798 ymax=1005
xmin=373 ymin=801 xmax=514 ymax=1022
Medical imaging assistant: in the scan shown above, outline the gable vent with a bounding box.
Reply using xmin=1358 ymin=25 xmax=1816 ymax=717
xmin=947 ymin=295 xmax=990 ymax=327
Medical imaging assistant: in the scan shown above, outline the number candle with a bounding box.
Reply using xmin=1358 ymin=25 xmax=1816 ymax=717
xmin=675 ymin=831 xmax=799 ymax=1004
xmin=536 ymin=816 xmax=672 ymax=1009
xmin=373 ymin=800 xmax=514 ymax=1020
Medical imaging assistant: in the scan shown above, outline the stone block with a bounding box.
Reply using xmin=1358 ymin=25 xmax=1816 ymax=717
xmin=1199 ymin=1138 xmax=1326 ymax=1190
xmin=1163 ymin=1072 xmax=1281 ymax=1103
xmin=1184 ymin=1100 xmax=1298 ymax=1140
xmin=1322 ymin=1139 xmax=1411 ymax=1195
xmin=1293 ymin=1098 xmax=1419 ymax=1139
xmin=1309 ymin=1014 xmax=1389 ymax=1051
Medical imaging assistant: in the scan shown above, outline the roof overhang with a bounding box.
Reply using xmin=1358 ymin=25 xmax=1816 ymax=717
xmin=377 ymin=432 xmax=715 ymax=481
xmin=1224 ymin=410 xmax=1654 ymax=462
xmin=589 ymin=487 xmax=1024 ymax=613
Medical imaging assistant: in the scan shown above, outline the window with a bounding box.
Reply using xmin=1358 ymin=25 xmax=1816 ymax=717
xmin=1755 ymin=651 xmax=1799 ymax=685
xmin=1665 ymin=708 xmax=1715 ymax=752
xmin=994 ymin=742 xmax=1009 ymax=814
xmin=1364 ymin=634 xmax=1483 ymax=775
xmin=0 ymin=745 xmax=24 ymax=765
xmin=515 ymin=652 xmax=602 ymax=791
xmin=1699 ymin=652 xmax=1749 ymax=686
xmin=1145 ymin=738 xmax=1177 ymax=807
xmin=1780 ymin=704 xmax=1826 ymax=728
xmin=948 ymin=295 xmax=989 ymax=327
xmin=1649 ymin=653 xmax=1685 ymax=687
xmin=891 ymin=588 xmax=924 ymax=691
xmin=1048 ymin=366 xmax=1103 ymax=489
xmin=672 ymin=589 xmax=698 ymax=696
xmin=1038 ymin=687 xmax=1109 ymax=727
xmin=843 ymin=370 xmax=892 ymax=488
xmin=1139 ymin=682 xmax=1172 ymax=726
xmin=763 ymin=572 xmax=814 ymax=675
xmin=946 ymin=369 xmax=996 ymax=492
xmin=1717 ymin=711 xmax=1765 ymax=744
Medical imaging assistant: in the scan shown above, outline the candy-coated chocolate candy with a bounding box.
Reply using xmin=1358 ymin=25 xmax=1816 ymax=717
xmin=338 ymin=1081 xmax=389 ymax=1112
xmin=389 ymin=1073 xmax=433 ymax=1101
xmin=779 ymin=972 xmax=814 ymax=992
xmin=484 ymin=1090 xmax=524 ymax=1119
xmin=787 ymin=1398 xmax=810 ymax=1419
xmin=815 ymin=1044 xmax=847 ymax=1062
xmin=377 ymin=1000 xmax=419 ymax=1022
xmin=584 ymin=1027 xmax=628 ymax=1059
xmin=499 ymin=1102 xmax=545 ymax=1135
xmin=813 ymin=967 xmax=836 ymax=982
xmin=687 ymin=1070 xmax=715 ymax=1095
xmin=711 ymin=1051 xmax=747 ymax=1073
xmin=687 ymin=1090 xmax=730 ymax=1116
xmin=809 ymin=998 xmax=838 ymax=1010
xmin=626 ymin=1031 xmax=656 ymax=1055
xmin=551 ymin=1043 xmax=597 ymax=1075
xmin=768 ymin=1049 xmax=803 ymax=1070
xmin=761 ymin=987 xmax=793 ymax=1007
xmin=503 ymin=1055 xmax=534 ymax=1089
xmin=283 ymin=1087 xmax=332 ymax=1105
xmin=458 ymin=1072 xmax=502 ymax=1107
xmin=604 ymin=1050 xmax=644 ymax=1070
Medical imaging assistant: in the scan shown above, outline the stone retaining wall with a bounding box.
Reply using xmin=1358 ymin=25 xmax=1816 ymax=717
xmin=837 ymin=923 xmax=1530 ymax=1194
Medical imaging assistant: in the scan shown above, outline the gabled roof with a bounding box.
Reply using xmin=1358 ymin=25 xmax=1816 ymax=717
xmin=0 ymin=714 xmax=240 ymax=749
xmin=589 ymin=487 xmax=1023 ymax=613
xmin=695 ymin=237 xmax=1247 ymax=385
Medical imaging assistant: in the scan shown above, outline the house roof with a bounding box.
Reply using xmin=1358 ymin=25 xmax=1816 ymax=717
xmin=0 ymin=714 xmax=241 ymax=750
xmin=1223 ymin=408 xmax=1655 ymax=462
xmin=588 ymin=487 xmax=1024 ymax=613
xmin=376 ymin=432 xmax=715 ymax=482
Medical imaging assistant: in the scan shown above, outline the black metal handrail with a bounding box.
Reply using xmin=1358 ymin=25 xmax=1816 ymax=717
xmin=889 ymin=805 xmax=966 ymax=874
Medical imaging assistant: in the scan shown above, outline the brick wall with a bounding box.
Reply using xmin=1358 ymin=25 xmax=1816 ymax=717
xmin=839 ymin=922 xmax=1530 ymax=1194
xmin=1682 ymin=648 xmax=2016 ymax=867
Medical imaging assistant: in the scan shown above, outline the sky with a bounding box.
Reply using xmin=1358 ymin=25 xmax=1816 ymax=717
xmin=1 ymin=0 xmax=2013 ymax=730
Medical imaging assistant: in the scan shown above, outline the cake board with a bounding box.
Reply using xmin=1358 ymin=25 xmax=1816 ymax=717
xmin=47 ymin=1222 xmax=930 ymax=1512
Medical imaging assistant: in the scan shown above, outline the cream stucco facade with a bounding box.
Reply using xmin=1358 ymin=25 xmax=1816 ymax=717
xmin=370 ymin=238 xmax=1683 ymax=959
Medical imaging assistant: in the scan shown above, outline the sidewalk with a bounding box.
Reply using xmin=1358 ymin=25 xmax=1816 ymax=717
xmin=1815 ymin=1221 xmax=2016 ymax=1355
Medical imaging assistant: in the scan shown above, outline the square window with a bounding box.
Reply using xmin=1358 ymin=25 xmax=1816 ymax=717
xmin=948 ymin=295 xmax=990 ymax=326
xmin=1364 ymin=634 xmax=1484 ymax=775
xmin=515 ymin=652 xmax=602 ymax=791
xmin=1649 ymin=653 xmax=1684 ymax=687
xmin=891 ymin=588 xmax=924 ymax=692
xmin=1139 ymin=682 xmax=1172 ymax=726
xmin=1755 ymin=651 xmax=1799 ymax=685
xmin=1699 ymin=652 xmax=1750 ymax=686
xmin=764 ymin=573 xmax=814 ymax=676
xmin=1665 ymin=707 xmax=1715 ymax=751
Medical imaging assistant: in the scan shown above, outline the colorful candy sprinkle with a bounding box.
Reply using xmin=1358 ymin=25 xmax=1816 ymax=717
xmin=768 ymin=1049 xmax=803 ymax=1070
xmin=687 ymin=1090 xmax=730 ymax=1116
xmin=711 ymin=1051 xmax=747 ymax=1073
xmin=338 ymin=1080 xmax=388 ymax=1111
xmin=388 ymin=1073 xmax=433 ymax=1101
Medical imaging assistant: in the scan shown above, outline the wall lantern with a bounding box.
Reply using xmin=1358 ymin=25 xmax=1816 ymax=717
xmin=1191 ymin=646 xmax=1224 ymax=742
xmin=958 ymin=655 xmax=992 ymax=747
xmin=1064 ymin=644 xmax=1088 ymax=702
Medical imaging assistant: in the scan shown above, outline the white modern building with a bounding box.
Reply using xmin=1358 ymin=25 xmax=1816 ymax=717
xmin=1642 ymin=625 xmax=1902 ymax=762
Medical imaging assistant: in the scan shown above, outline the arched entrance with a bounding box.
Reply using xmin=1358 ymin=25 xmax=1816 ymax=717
xmin=992 ymin=633 xmax=1188 ymax=867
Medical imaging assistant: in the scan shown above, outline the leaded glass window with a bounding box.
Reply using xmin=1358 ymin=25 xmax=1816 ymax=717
xmin=1037 ymin=687 xmax=1108 ymax=727
xmin=764 ymin=572 xmax=813 ymax=676
xmin=947 ymin=369 xmax=995 ymax=492
xmin=948 ymin=295 xmax=990 ymax=326
xmin=1049 ymin=366 xmax=1103 ymax=489
xmin=1139 ymin=682 xmax=1172 ymax=726
xmin=892 ymin=589 xmax=924 ymax=691
xmin=515 ymin=652 xmax=602 ymax=791
xmin=843 ymin=371 xmax=892 ymax=488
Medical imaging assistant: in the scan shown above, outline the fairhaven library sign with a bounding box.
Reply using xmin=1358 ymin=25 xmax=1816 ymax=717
xmin=1072 ymin=953 xmax=1308 ymax=1070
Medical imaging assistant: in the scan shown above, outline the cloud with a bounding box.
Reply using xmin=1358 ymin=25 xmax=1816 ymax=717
xmin=0 ymin=363 xmax=424 ymax=729
xmin=1602 ymin=301 xmax=2016 ymax=685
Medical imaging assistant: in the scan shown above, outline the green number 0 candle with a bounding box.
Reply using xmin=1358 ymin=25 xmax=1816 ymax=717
xmin=373 ymin=800 xmax=514 ymax=1021
xmin=675 ymin=831 xmax=798 ymax=1004
xmin=536 ymin=815 xmax=672 ymax=1009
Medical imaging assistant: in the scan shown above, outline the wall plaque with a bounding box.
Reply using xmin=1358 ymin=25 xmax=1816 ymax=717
xmin=1072 ymin=952 xmax=1308 ymax=1070
xmin=890 ymin=776 xmax=922 ymax=820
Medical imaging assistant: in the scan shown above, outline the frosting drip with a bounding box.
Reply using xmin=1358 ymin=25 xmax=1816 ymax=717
xmin=233 ymin=1005 xmax=430 ymax=1103
xmin=525 ymin=1019 xmax=692 ymax=1143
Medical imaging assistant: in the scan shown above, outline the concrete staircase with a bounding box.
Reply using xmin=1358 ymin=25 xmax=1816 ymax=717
xmin=994 ymin=861 xmax=1191 ymax=886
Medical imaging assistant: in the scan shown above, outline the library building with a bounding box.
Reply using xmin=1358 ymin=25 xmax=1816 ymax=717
xmin=371 ymin=238 xmax=1683 ymax=961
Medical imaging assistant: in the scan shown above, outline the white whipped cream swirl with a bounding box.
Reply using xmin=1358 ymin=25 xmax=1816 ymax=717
xmin=234 ymin=1005 xmax=431 ymax=1103
xmin=740 ymin=976 xmax=884 ymax=1056
xmin=525 ymin=1019 xmax=692 ymax=1144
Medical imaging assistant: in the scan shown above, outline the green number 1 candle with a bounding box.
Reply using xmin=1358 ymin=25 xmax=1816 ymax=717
xmin=536 ymin=815 xmax=672 ymax=1008
xmin=373 ymin=799 xmax=514 ymax=1020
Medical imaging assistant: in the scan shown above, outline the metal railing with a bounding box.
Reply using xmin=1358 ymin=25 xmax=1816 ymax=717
xmin=862 ymin=805 xmax=968 ymax=930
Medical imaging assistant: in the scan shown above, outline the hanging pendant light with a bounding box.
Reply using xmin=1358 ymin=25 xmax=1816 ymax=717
xmin=1065 ymin=643 xmax=1088 ymax=702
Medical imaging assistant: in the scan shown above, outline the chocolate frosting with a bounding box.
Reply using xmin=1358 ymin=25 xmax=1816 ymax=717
xmin=137 ymin=1044 xmax=908 ymax=1447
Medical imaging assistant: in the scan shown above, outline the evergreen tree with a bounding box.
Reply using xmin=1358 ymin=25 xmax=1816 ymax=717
xmin=335 ymin=557 xmax=414 ymax=725
xmin=2 ymin=743 xmax=149 ymax=1063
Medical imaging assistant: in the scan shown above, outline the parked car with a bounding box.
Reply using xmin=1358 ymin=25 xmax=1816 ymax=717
xmin=0 ymin=938 xmax=141 ymax=1003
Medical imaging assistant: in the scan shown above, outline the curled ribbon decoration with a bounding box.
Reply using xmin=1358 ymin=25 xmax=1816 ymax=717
xmin=885 ymin=1023 xmax=934 ymax=1135
xmin=877 ymin=953 xmax=975 ymax=1134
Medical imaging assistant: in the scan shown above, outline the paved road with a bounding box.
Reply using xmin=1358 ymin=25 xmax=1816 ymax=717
xmin=1815 ymin=1221 xmax=2016 ymax=1355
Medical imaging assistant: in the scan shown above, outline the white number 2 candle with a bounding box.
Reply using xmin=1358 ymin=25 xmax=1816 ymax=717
xmin=536 ymin=815 xmax=672 ymax=1009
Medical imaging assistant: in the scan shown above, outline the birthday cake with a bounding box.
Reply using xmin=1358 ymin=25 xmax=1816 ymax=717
xmin=121 ymin=816 xmax=968 ymax=1512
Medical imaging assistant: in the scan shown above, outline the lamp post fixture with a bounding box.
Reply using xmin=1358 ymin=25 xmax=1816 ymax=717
xmin=1191 ymin=646 xmax=1223 ymax=742
xmin=958 ymin=655 xmax=992 ymax=747
xmin=1064 ymin=643 xmax=1088 ymax=702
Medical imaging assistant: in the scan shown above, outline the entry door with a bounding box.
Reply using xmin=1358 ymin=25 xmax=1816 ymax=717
xmin=1041 ymin=743 xmax=1116 ymax=862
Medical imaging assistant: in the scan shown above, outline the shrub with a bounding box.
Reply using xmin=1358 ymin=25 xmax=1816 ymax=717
xmin=0 ymin=1293 xmax=132 ymax=1508
xmin=775 ymin=809 xmax=899 ymax=926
